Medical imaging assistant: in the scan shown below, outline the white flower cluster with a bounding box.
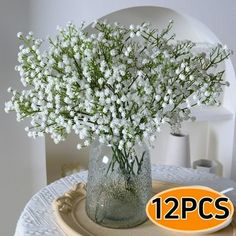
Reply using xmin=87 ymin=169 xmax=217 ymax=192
xmin=5 ymin=20 xmax=231 ymax=151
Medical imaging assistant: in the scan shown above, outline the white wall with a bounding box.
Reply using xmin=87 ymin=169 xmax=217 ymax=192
xmin=30 ymin=0 xmax=236 ymax=66
xmin=0 ymin=1 xmax=47 ymax=235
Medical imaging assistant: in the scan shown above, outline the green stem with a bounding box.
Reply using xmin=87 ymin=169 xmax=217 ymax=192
xmin=106 ymin=145 xmax=145 ymax=177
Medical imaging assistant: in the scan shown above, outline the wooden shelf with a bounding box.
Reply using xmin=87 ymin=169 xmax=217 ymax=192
xmin=190 ymin=106 xmax=233 ymax=122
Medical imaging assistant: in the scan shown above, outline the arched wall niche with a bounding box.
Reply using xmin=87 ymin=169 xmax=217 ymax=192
xmin=45 ymin=6 xmax=236 ymax=183
xmin=95 ymin=6 xmax=216 ymax=42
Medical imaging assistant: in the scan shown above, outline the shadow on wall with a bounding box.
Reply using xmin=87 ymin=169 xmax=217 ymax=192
xmin=46 ymin=133 xmax=89 ymax=183
xmin=208 ymin=127 xmax=223 ymax=176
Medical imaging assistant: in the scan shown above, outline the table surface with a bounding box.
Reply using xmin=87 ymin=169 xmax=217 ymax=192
xmin=14 ymin=165 xmax=236 ymax=236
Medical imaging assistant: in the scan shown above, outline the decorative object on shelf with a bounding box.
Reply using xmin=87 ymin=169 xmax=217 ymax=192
xmin=53 ymin=180 xmax=236 ymax=236
xmin=165 ymin=133 xmax=191 ymax=168
xmin=5 ymin=20 xmax=231 ymax=228
xmin=193 ymin=159 xmax=219 ymax=174
xmin=86 ymin=138 xmax=151 ymax=228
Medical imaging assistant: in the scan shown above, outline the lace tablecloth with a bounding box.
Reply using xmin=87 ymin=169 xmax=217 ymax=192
xmin=14 ymin=165 xmax=236 ymax=236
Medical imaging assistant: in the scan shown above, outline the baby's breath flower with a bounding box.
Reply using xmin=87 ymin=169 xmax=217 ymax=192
xmin=17 ymin=32 xmax=23 ymax=38
xmin=5 ymin=20 xmax=230 ymax=164
xmin=76 ymin=143 xmax=82 ymax=150
xmin=130 ymin=32 xmax=135 ymax=38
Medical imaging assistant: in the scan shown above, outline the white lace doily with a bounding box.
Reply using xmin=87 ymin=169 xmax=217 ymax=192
xmin=14 ymin=165 xmax=236 ymax=236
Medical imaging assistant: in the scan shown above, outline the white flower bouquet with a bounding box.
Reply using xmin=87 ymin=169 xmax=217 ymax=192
xmin=5 ymin=20 xmax=231 ymax=173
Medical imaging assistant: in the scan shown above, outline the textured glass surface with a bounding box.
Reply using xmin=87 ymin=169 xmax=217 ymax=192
xmin=86 ymin=139 xmax=152 ymax=228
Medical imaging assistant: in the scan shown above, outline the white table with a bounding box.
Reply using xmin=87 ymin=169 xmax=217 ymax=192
xmin=14 ymin=165 xmax=236 ymax=236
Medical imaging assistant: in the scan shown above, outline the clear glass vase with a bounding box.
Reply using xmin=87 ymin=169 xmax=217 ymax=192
xmin=85 ymin=138 xmax=152 ymax=228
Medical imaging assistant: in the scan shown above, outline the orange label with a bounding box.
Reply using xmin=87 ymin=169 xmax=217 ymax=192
xmin=146 ymin=186 xmax=234 ymax=234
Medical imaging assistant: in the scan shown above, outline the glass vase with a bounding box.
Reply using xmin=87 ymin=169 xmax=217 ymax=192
xmin=85 ymin=138 xmax=152 ymax=228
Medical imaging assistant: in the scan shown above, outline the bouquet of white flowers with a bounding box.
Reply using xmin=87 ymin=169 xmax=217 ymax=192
xmin=5 ymin=20 xmax=231 ymax=174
